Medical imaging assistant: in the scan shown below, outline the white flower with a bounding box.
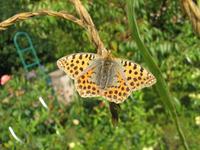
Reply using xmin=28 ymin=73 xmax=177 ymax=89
xmin=73 ymin=119 xmax=79 ymax=125
xmin=195 ymin=116 xmax=200 ymax=125
xmin=142 ymin=146 xmax=153 ymax=150
xmin=68 ymin=142 xmax=75 ymax=148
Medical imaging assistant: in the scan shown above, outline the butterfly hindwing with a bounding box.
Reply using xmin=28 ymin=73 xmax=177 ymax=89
xmin=117 ymin=59 xmax=156 ymax=91
xmin=57 ymin=53 xmax=98 ymax=79
xmin=101 ymin=72 xmax=131 ymax=103
xmin=75 ymin=67 xmax=100 ymax=98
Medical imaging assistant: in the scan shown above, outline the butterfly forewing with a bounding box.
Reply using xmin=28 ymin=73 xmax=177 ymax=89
xmin=57 ymin=53 xmax=98 ymax=79
xmin=117 ymin=59 xmax=156 ymax=91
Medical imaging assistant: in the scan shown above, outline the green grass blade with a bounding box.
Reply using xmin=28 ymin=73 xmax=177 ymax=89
xmin=126 ymin=0 xmax=190 ymax=150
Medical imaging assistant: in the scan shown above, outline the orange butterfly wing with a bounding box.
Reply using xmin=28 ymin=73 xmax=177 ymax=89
xmin=101 ymin=72 xmax=131 ymax=103
xmin=57 ymin=53 xmax=98 ymax=79
xmin=75 ymin=67 xmax=101 ymax=98
xmin=117 ymin=59 xmax=156 ymax=91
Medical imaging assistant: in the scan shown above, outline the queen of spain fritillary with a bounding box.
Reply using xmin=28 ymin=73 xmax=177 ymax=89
xmin=57 ymin=51 xmax=156 ymax=104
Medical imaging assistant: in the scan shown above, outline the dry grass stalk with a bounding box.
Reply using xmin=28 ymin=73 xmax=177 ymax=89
xmin=70 ymin=0 xmax=106 ymax=55
xmin=182 ymin=0 xmax=200 ymax=35
xmin=0 ymin=0 xmax=107 ymax=55
xmin=0 ymin=10 xmax=84 ymax=30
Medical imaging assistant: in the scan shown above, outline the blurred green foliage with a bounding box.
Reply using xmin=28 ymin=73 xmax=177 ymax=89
xmin=0 ymin=0 xmax=200 ymax=149
xmin=0 ymin=75 xmax=163 ymax=149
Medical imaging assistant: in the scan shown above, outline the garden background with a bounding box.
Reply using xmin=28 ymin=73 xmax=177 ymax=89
xmin=0 ymin=0 xmax=200 ymax=149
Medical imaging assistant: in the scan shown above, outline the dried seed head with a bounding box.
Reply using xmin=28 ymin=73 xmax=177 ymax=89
xmin=181 ymin=0 xmax=200 ymax=36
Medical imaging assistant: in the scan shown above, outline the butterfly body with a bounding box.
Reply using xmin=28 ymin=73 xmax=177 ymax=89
xmin=90 ymin=58 xmax=120 ymax=89
xmin=57 ymin=52 xmax=156 ymax=103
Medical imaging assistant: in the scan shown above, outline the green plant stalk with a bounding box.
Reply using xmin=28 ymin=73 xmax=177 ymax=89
xmin=126 ymin=0 xmax=189 ymax=150
xmin=198 ymin=0 xmax=200 ymax=8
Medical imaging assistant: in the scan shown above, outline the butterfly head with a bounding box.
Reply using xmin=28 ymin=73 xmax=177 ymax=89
xmin=101 ymin=49 xmax=114 ymax=60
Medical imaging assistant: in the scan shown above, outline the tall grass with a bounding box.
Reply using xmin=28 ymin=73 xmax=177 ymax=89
xmin=126 ymin=0 xmax=189 ymax=150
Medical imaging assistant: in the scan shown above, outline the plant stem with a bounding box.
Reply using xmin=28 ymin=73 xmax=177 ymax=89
xmin=198 ymin=0 xmax=200 ymax=7
xmin=126 ymin=0 xmax=189 ymax=150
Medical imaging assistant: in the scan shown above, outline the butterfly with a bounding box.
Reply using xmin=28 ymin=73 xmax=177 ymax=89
xmin=57 ymin=52 xmax=156 ymax=104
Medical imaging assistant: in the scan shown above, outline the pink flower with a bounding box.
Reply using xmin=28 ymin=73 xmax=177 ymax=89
xmin=0 ymin=75 xmax=11 ymax=85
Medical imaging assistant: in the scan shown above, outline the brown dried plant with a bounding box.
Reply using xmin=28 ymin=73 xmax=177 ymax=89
xmin=182 ymin=0 xmax=200 ymax=35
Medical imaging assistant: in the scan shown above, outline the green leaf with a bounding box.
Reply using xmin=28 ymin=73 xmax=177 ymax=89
xmin=126 ymin=0 xmax=190 ymax=150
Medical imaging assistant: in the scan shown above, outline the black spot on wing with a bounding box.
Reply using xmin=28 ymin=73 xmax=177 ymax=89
xmin=124 ymin=61 xmax=127 ymax=66
xmin=140 ymin=67 xmax=144 ymax=72
xmin=79 ymin=54 xmax=83 ymax=59
xmin=75 ymin=71 xmax=79 ymax=75
xmin=89 ymin=54 xmax=93 ymax=60
xmin=130 ymin=82 xmax=134 ymax=86
xmin=127 ymin=77 xmax=131 ymax=80
xmin=133 ymin=64 xmax=137 ymax=69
